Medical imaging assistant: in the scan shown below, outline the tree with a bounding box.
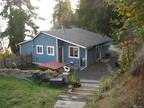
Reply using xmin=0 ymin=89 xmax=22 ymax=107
xmin=105 ymin=0 xmax=144 ymax=41
xmin=52 ymin=0 xmax=72 ymax=29
xmin=0 ymin=0 xmax=39 ymax=54
xmin=77 ymin=0 xmax=111 ymax=35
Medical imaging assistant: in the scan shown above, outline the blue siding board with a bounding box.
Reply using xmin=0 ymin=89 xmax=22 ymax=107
xmin=101 ymin=44 xmax=109 ymax=58
xmin=33 ymin=33 xmax=57 ymax=63
xmin=87 ymin=47 xmax=96 ymax=65
xmin=21 ymin=41 xmax=33 ymax=55
xmin=20 ymin=32 xmax=110 ymax=67
xmin=20 ymin=33 xmax=57 ymax=63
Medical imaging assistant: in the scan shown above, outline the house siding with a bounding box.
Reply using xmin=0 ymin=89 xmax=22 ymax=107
xmin=19 ymin=33 xmax=110 ymax=67
xmin=62 ymin=42 xmax=85 ymax=67
xmin=101 ymin=44 xmax=109 ymax=58
xmin=87 ymin=47 xmax=97 ymax=65
xmin=20 ymin=41 xmax=33 ymax=55
xmin=20 ymin=33 xmax=57 ymax=63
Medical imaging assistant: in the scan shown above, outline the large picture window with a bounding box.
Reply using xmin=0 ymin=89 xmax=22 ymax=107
xmin=36 ymin=45 xmax=43 ymax=55
xmin=47 ymin=46 xmax=55 ymax=56
xmin=69 ymin=46 xmax=79 ymax=58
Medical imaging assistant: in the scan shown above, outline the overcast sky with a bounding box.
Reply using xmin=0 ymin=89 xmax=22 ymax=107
xmin=0 ymin=0 xmax=79 ymax=32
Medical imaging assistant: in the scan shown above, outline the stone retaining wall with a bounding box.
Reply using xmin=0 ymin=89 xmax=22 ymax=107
xmin=0 ymin=69 xmax=45 ymax=80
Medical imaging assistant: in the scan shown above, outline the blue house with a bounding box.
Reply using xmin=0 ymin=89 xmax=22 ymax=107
xmin=18 ymin=28 xmax=112 ymax=69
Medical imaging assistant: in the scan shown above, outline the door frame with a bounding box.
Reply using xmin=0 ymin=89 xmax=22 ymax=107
xmin=58 ymin=46 xmax=64 ymax=63
xmin=96 ymin=45 xmax=101 ymax=60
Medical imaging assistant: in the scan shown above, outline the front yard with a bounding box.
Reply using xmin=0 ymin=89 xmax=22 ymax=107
xmin=0 ymin=76 xmax=65 ymax=108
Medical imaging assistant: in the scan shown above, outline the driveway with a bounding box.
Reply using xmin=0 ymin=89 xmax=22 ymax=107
xmin=78 ymin=62 xmax=110 ymax=80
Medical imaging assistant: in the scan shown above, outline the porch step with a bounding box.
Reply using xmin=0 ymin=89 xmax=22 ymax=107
xmin=73 ymin=87 xmax=99 ymax=93
xmin=54 ymin=100 xmax=86 ymax=108
xmin=80 ymin=79 xmax=100 ymax=84
xmin=58 ymin=94 xmax=94 ymax=102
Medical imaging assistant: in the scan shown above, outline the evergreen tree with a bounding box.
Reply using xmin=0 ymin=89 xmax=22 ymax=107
xmin=0 ymin=0 xmax=39 ymax=54
xmin=53 ymin=0 xmax=72 ymax=29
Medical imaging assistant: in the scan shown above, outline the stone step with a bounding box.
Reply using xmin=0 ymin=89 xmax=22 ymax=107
xmin=80 ymin=79 xmax=100 ymax=84
xmin=81 ymin=83 xmax=100 ymax=88
xmin=54 ymin=100 xmax=86 ymax=108
xmin=73 ymin=87 xmax=99 ymax=93
xmin=58 ymin=94 xmax=94 ymax=102
xmin=68 ymin=91 xmax=96 ymax=96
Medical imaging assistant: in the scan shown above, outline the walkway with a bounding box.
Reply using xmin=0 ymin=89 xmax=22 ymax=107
xmin=54 ymin=79 xmax=100 ymax=108
xmin=79 ymin=62 xmax=110 ymax=80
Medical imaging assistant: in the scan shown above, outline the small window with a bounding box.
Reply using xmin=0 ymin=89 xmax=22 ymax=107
xmin=36 ymin=45 xmax=43 ymax=55
xmin=47 ymin=46 xmax=55 ymax=56
xmin=69 ymin=46 xmax=79 ymax=58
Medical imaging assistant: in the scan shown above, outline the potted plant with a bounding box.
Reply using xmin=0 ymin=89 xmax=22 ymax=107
xmin=69 ymin=71 xmax=81 ymax=88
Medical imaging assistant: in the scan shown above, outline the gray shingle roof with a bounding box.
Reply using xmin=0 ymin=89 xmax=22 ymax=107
xmin=42 ymin=28 xmax=112 ymax=48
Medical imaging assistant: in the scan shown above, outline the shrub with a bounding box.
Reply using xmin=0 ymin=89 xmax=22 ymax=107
xmin=100 ymin=71 xmax=122 ymax=92
xmin=69 ymin=71 xmax=80 ymax=86
xmin=0 ymin=50 xmax=15 ymax=60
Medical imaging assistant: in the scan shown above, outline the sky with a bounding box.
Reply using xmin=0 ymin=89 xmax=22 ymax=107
xmin=0 ymin=0 xmax=79 ymax=32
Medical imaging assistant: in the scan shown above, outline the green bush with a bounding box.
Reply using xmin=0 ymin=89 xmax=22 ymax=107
xmin=0 ymin=50 xmax=15 ymax=60
xmin=69 ymin=71 xmax=80 ymax=85
xmin=100 ymin=72 xmax=122 ymax=92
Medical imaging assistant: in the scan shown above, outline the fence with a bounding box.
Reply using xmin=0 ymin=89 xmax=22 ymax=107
xmin=0 ymin=54 xmax=32 ymax=68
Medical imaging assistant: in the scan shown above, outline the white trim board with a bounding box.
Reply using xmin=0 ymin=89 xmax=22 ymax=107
xmin=68 ymin=46 xmax=80 ymax=59
xmin=56 ymin=39 xmax=58 ymax=62
xmin=47 ymin=46 xmax=55 ymax=56
xmin=36 ymin=45 xmax=44 ymax=55
xmin=18 ymin=32 xmax=86 ymax=49
xmin=42 ymin=32 xmax=86 ymax=49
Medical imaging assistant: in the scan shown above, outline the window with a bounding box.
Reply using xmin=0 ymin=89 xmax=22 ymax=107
xmin=47 ymin=46 xmax=55 ymax=56
xmin=69 ymin=46 xmax=79 ymax=58
xmin=36 ymin=45 xmax=43 ymax=55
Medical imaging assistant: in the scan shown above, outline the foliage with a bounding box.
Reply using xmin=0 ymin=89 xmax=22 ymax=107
xmin=0 ymin=76 xmax=64 ymax=108
xmin=75 ymin=0 xmax=123 ymax=38
xmin=69 ymin=71 xmax=80 ymax=85
xmin=100 ymin=71 xmax=122 ymax=91
xmin=45 ymin=69 xmax=56 ymax=76
xmin=119 ymin=41 xmax=135 ymax=72
xmin=52 ymin=0 xmax=72 ymax=29
xmin=0 ymin=0 xmax=39 ymax=54
xmin=105 ymin=0 xmax=144 ymax=42
xmin=0 ymin=49 xmax=15 ymax=60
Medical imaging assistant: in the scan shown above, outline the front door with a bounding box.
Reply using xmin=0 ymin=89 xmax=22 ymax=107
xmin=58 ymin=47 xmax=64 ymax=62
xmin=96 ymin=45 xmax=101 ymax=60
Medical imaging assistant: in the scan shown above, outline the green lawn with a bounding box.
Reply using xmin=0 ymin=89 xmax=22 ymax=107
xmin=0 ymin=76 xmax=65 ymax=108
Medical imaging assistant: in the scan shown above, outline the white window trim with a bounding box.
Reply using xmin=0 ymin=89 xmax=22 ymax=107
xmin=47 ymin=46 xmax=55 ymax=56
xmin=68 ymin=46 xmax=79 ymax=59
xmin=36 ymin=45 xmax=43 ymax=55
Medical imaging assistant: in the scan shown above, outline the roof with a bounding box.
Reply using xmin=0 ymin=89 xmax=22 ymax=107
xmin=19 ymin=28 xmax=112 ymax=48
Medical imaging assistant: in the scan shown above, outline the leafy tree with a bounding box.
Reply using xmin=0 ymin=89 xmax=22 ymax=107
xmin=77 ymin=0 xmax=116 ymax=36
xmin=105 ymin=0 xmax=144 ymax=41
xmin=52 ymin=0 xmax=72 ymax=29
xmin=0 ymin=0 xmax=39 ymax=54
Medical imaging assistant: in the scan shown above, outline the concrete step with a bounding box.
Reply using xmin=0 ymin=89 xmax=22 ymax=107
xmin=58 ymin=94 xmax=94 ymax=102
xmin=81 ymin=83 xmax=100 ymax=88
xmin=73 ymin=87 xmax=99 ymax=93
xmin=68 ymin=91 xmax=96 ymax=96
xmin=80 ymin=79 xmax=100 ymax=84
xmin=54 ymin=100 xmax=86 ymax=108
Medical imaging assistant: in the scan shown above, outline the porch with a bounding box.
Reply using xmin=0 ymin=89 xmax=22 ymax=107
xmin=78 ymin=62 xmax=110 ymax=80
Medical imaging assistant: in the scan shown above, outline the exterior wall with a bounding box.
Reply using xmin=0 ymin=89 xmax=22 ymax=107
xmin=20 ymin=33 xmax=110 ymax=67
xmin=20 ymin=41 xmax=33 ymax=55
xmin=33 ymin=33 xmax=57 ymax=63
xmin=87 ymin=47 xmax=97 ymax=65
xmin=63 ymin=42 xmax=86 ymax=67
xmin=101 ymin=43 xmax=110 ymax=58
xmin=20 ymin=33 xmax=57 ymax=63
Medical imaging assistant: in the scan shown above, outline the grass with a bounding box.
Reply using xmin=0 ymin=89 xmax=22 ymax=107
xmin=0 ymin=76 xmax=65 ymax=108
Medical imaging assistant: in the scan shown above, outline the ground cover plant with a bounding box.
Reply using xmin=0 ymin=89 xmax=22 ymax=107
xmin=0 ymin=76 xmax=65 ymax=108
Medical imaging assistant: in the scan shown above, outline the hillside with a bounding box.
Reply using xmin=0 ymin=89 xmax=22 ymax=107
xmin=85 ymin=47 xmax=144 ymax=108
